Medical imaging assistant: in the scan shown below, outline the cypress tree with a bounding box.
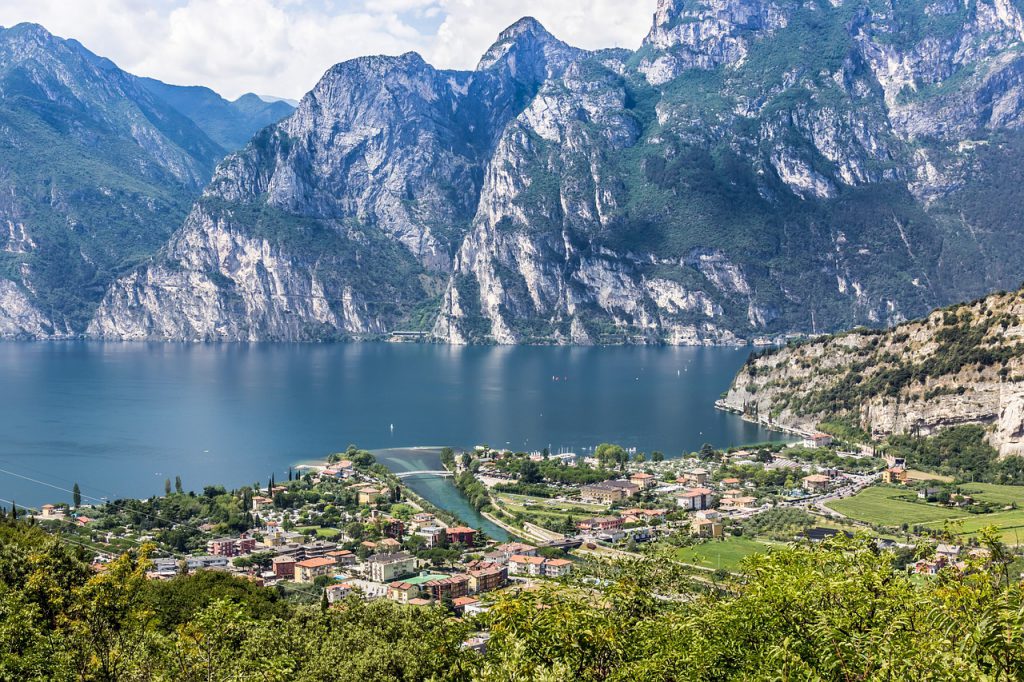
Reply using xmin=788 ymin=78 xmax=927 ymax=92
xmin=175 ymin=476 xmax=183 ymax=494
xmin=72 ymin=483 xmax=82 ymax=508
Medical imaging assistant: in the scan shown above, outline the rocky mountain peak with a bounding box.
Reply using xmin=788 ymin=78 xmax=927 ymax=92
xmin=476 ymin=16 xmax=583 ymax=81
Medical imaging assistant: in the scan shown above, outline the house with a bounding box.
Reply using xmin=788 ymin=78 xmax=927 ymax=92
xmin=251 ymin=495 xmax=273 ymax=511
xmin=722 ymin=496 xmax=758 ymax=510
xmin=508 ymin=555 xmax=546 ymax=576
xmin=801 ymin=474 xmax=832 ymax=494
xmin=620 ymin=508 xmax=668 ymax=524
xmin=326 ymin=549 xmax=357 ymax=566
xmin=691 ymin=518 xmax=723 ymax=538
xmin=325 ymin=583 xmax=353 ymax=603
xmin=452 ymin=596 xmax=480 ymax=614
xmin=383 ymin=519 xmax=405 ymax=539
xmin=494 ymin=542 xmax=537 ymax=559
xmin=39 ymin=504 xmax=62 ymax=519
xmin=576 ymin=516 xmax=624 ymax=533
xmin=542 ymin=558 xmax=573 ymax=578
xmin=185 ymin=556 xmax=230 ymax=572
xmin=936 ymin=544 xmax=961 ymax=561
xmin=271 ymin=556 xmax=296 ymax=579
xmin=377 ymin=538 xmax=402 ymax=552
xmin=446 ymin=526 xmax=478 ymax=546
xmin=917 ymin=486 xmax=942 ymax=500
xmin=881 ymin=467 xmax=909 ymax=484
xmin=629 ymin=472 xmax=657 ymax=490
xmin=680 ymin=469 xmax=709 ymax=486
xmin=802 ymin=432 xmax=834 ymax=448
xmin=415 ymin=525 xmax=445 ymax=548
xmin=366 ymin=552 xmax=417 ymax=583
xmin=719 ymin=477 xmax=741 ymax=488
xmin=356 ymin=486 xmax=388 ymax=505
xmin=468 ymin=564 xmax=508 ymax=593
xmin=294 ymin=556 xmax=337 ymax=582
xmin=676 ymin=487 xmax=715 ymax=511
xmin=580 ymin=480 xmax=639 ymax=503
xmin=301 ymin=540 xmax=339 ymax=558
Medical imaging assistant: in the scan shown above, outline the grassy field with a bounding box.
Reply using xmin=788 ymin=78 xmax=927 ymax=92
xmin=905 ymin=469 xmax=954 ymax=483
xmin=923 ymin=509 xmax=1024 ymax=545
xmin=294 ymin=526 xmax=341 ymax=539
xmin=673 ymin=537 xmax=778 ymax=572
xmin=826 ymin=486 xmax=963 ymax=525
xmin=956 ymin=483 xmax=1024 ymax=506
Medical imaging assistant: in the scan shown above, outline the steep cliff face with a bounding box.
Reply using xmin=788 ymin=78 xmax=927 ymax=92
xmin=721 ymin=288 xmax=1024 ymax=456
xmin=0 ymin=23 xmax=224 ymax=337
xmin=85 ymin=1 xmax=1024 ymax=342
xmin=89 ymin=20 xmax=581 ymax=340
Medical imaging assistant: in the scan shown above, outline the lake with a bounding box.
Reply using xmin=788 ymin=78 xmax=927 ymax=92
xmin=0 ymin=342 xmax=783 ymax=532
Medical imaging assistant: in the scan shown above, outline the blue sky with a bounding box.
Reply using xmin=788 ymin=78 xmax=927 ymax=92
xmin=0 ymin=0 xmax=657 ymax=100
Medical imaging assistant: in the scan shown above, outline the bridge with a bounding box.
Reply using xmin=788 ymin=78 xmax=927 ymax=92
xmin=394 ymin=470 xmax=453 ymax=479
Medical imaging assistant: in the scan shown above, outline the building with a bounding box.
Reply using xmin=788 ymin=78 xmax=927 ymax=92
xmin=676 ymin=487 xmax=715 ymax=511
xmin=271 ymin=556 xmax=296 ymax=579
xmin=719 ymin=477 xmax=741 ymax=488
xmin=301 ymin=540 xmax=339 ymax=558
xmin=294 ymin=556 xmax=337 ymax=582
xmin=508 ymin=555 xmax=546 ymax=576
xmin=206 ymin=537 xmax=256 ymax=557
xmin=415 ymin=525 xmax=445 ymax=548
xmin=251 ymin=495 xmax=274 ymax=511
xmin=680 ymin=469 xmax=709 ymax=486
xmin=691 ymin=518 xmax=723 ymax=538
xmin=185 ymin=556 xmax=230 ymax=571
xmin=468 ymin=564 xmax=508 ymax=593
xmin=576 ymin=516 xmax=624 ymax=533
xmin=326 ymin=549 xmax=357 ymax=566
xmin=388 ymin=573 xmax=470 ymax=603
xmin=494 ymin=542 xmax=537 ymax=560
xmin=325 ymin=583 xmax=353 ymax=603
xmin=801 ymin=474 xmax=832 ymax=494
xmin=383 ymin=519 xmax=405 ymax=539
xmin=377 ymin=538 xmax=402 ymax=553
xmin=542 ymin=559 xmax=573 ymax=578
xmin=580 ymin=480 xmax=639 ymax=503
xmin=452 ymin=596 xmax=480 ymax=614
xmin=446 ymin=526 xmax=478 ymax=546
xmin=38 ymin=504 xmax=63 ymax=519
xmin=367 ymin=552 xmax=417 ymax=583
xmin=629 ymin=472 xmax=657 ymax=490
xmin=802 ymin=432 xmax=834 ymax=448
xmin=357 ymin=486 xmax=388 ymax=505
xmin=881 ymin=467 xmax=909 ymax=485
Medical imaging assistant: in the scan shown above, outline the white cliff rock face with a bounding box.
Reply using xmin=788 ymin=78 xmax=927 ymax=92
xmin=723 ymin=288 xmax=1024 ymax=456
xmin=0 ymin=279 xmax=51 ymax=338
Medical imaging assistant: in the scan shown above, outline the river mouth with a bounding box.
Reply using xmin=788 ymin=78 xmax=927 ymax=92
xmin=372 ymin=447 xmax=510 ymax=541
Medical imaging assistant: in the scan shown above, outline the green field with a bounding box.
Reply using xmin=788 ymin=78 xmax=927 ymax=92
xmin=673 ymin=537 xmax=778 ymax=572
xmin=826 ymin=486 xmax=963 ymax=525
xmin=956 ymin=483 xmax=1024 ymax=507
xmin=923 ymin=509 xmax=1024 ymax=545
xmin=294 ymin=526 xmax=341 ymax=539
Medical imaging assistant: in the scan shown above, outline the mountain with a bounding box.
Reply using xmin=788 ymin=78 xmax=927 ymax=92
xmin=135 ymin=79 xmax=294 ymax=151
xmin=720 ymin=286 xmax=1024 ymax=456
xmin=65 ymin=2 xmax=1024 ymax=342
xmin=0 ymin=23 xmax=225 ymax=335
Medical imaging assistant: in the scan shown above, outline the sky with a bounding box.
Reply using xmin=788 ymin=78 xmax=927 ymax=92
xmin=0 ymin=0 xmax=658 ymax=101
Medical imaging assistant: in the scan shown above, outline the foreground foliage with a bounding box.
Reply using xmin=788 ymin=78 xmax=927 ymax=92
xmin=1 ymin=517 xmax=1023 ymax=680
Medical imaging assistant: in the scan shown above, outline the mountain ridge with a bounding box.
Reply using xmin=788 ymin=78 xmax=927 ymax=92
xmin=8 ymin=2 xmax=1024 ymax=343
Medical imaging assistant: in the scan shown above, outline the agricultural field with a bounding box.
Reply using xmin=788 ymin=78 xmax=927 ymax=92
xmin=923 ymin=509 xmax=1024 ymax=545
xmin=904 ymin=470 xmax=954 ymax=483
xmin=294 ymin=526 xmax=341 ymax=539
xmin=956 ymin=483 xmax=1024 ymax=507
xmin=825 ymin=486 xmax=963 ymax=525
xmin=672 ymin=536 xmax=779 ymax=572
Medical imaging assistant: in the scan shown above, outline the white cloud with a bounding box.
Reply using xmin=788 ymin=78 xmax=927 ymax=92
xmin=0 ymin=0 xmax=657 ymax=100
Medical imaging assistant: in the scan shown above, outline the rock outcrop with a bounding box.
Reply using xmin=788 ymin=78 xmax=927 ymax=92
xmin=721 ymin=288 xmax=1024 ymax=456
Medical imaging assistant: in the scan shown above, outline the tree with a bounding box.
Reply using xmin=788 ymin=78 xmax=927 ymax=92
xmin=164 ymin=478 xmax=171 ymax=496
xmin=73 ymin=483 xmax=81 ymax=508
xmin=519 ymin=460 xmax=542 ymax=484
xmin=651 ymin=451 xmax=665 ymax=463
xmin=175 ymin=476 xmax=183 ymax=494
xmin=634 ymin=452 xmax=646 ymax=463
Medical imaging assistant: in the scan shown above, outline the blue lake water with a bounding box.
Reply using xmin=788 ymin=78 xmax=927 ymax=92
xmin=0 ymin=342 xmax=783 ymax=530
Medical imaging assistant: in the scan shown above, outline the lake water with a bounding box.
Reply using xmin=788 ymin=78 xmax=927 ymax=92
xmin=0 ymin=342 xmax=783 ymax=531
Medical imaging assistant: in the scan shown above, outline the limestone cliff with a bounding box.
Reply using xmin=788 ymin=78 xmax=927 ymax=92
xmin=721 ymin=288 xmax=1024 ymax=456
